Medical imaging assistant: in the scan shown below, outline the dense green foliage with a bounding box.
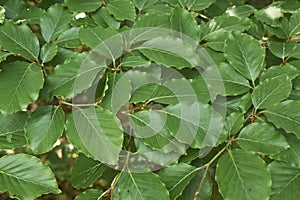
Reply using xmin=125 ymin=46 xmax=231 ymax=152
xmin=0 ymin=0 xmax=300 ymax=199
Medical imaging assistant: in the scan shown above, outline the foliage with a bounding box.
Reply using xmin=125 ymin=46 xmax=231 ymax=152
xmin=0 ymin=0 xmax=300 ymax=200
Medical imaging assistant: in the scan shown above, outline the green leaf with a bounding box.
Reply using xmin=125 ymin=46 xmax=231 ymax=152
xmin=289 ymin=9 xmax=300 ymax=37
xmin=3 ymin=0 xmax=26 ymax=19
xmin=215 ymin=63 xmax=251 ymax=96
xmin=107 ymin=0 xmax=136 ymax=21
xmin=272 ymin=133 xmax=300 ymax=167
xmin=138 ymin=36 xmax=200 ymax=69
xmin=16 ymin=7 xmax=45 ymax=24
xmin=0 ymin=154 xmax=61 ymax=199
xmin=268 ymin=40 xmax=297 ymax=59
xmin=251 ymin=76 xmax=292 ymax=109
xmin=200 ymin=16 xmax=251 ymax=51
xmin=121 ymin=56 xmax=151 ymax=68
xmin=92 ymin=7 xmax=120 ymax=29
xmin=130 ymin=110 xmax=186 ymax=153
xmin=178 ymin=168 xmax=212 ymax=200
xmin=0 ymin=61 xmax=44 ymax=113
xmin=42 ymin=53 xmax=106 ymax=99
xmin=79 ymin=26 xmax=123 ymax=61
xmin=25 ymin=106 xmax=64 ymax=154
xmin=260 ymin=65 xmax=299 ymax=81
xmin=56 ymin=27 xmax=82 ymax=48
xmin=264 ymin=100 xmax=300 ymax=138
xmin=158 ymin=163 xmax=197 ymax=200
xmin=0 ymin=20 xmax=39 ymax=60
xmin=40 ymin=43 xmax=57 ymax=63
xmin=0 ymin=51 xmax=13 ymax=62
xmin=133 ymin=13 xmax=171 ymax=28
xmin=70 ymin=107 xmax=123 ymax=165
xmin=134 ymin=138 xmax=182 ymax=166
xmin=225 ymin=112 xmax=244 ymax=135
xmin=0 ymin=6 xmax=5 ymax=24
xmin=40 ymin=4 xmax=72 ymax=42
xmin=268 ymin=161 xmax=300 ymax=200
xmin=0 ymin=112 xmax=27 ymax=150
xmin=131 ymin=77 xmax=210 ymax=105
xmin=216 ymin=149 xmax=271 ymax=200
xmin=75 ymin=189 xmax=103 ymax=200
xmin=170 ymin=6 xmax=199 ymax=41
xmin=182 ymin=0 xmax=215 ymax=11
xmin=237 ymin=123 xmax=290 ymax=155
xmin=66 ymin=115 xmax=93 ymax=157
xmin=133 ymin=0 xmax=158 ymax=11
xmin=71 ymin=153 xmax=107 ymax=189
xmin=101 ymin=72 xmax=132 ymax=111
xmin=225 ymin=31 xmax=265 ymax=82
xmin=64 ymin=0 xmax=102 ymax=12
xmin=117 ymin=171 xmax=169 ymax=200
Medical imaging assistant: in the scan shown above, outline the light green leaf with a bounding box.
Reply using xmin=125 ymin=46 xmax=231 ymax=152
xmin=40 ymin=4 xmax=72 ymax=42
xmin=272 ymin=133 xmax=300 ymax=167
xmin=171 ymin=6 xmax=199 ymax=41
xmin=226 ymin=5 xmax=256 ymax=17
xmin=107 ymin=0 xmax=136 ymax=21
xmin=216 ymin=149 xmax=271 ymax=200
xmin=260 ymin=65 xmax=299 ymax=81
xmin=268 ymin=161 xmax=300 ymax=200
xmin=0 ymin=61 xmax=44 ymax=113
xmin=0 ymin=6 xmax=5 ymax=24
xmin=121 ymin=56 xmax=151 ymax=68
xmin=79 ymin=26 xmax=123 ymax=62
xmin=64 ymin=0 xmax=102 ymax=12
xmin=70 ymin=107 xmax=123 ymax=165
xmin=237 ymin=123 xmax=290 ymax=155
xmin=25 ymin=106 xmax=64 ymax=154
xmin=0 ymin=112 xmax=27 ymax=150
xmin=40 ymin=43 xmax=57 ymax=63
xmin=264 ymin=100 xmax=300 ymax=139
xmin=71 ymin=153 xmax=107 ymax=189
xmin=254 ymin=6 xmax=283 ymax=27
xmin=225 ymin=31 xmax=265 ymax=82
xmin=117 ymin=171 xmax=169 ymax=200
xmin=0 ymin=20 xmax=39 ymax=60
xmin=225 ymin=112 xmax=244 ymax=135
xmin=268 ymin=40 xmax=297 ymax=59
xmin=158 ymin=163 xmax=197 ymax=200
xmin=75 ymin=189 xmax=103 ymax=200
xmin=42 ymin=52 xmax=106 ymax=99
xmin=215 ymin=63 xmax=251 ymax=96
xmin=56 ymin=27 xmax=82 ymax=48
xmin=251 ymin=76 xmax=292 ymax=109
xmin=0 ymin=154 xmax=61 ymax=199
